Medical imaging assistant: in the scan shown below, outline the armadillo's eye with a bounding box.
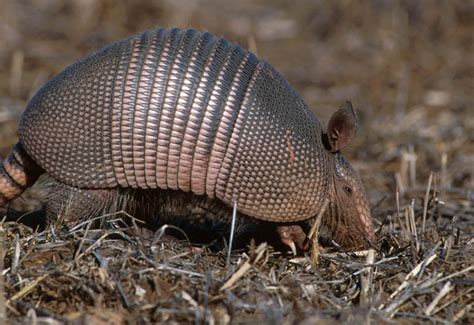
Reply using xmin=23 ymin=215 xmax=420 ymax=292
xmin=343 ymin=186 xmax=352 ymax=195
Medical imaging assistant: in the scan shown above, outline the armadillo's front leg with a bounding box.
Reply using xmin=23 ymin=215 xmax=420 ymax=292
xmin=276 ymin=225 xmax=310 ymax=255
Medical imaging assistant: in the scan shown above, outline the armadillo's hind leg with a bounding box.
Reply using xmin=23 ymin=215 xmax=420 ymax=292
xmin=43 ymin=180 xmax=118 ymax=226
xmin=0 ymin=143 xmax=43 ymax=207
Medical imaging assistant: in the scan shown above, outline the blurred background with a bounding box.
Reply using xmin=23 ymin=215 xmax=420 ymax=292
xmin=0 ymin=0 xmax=473 ymax=211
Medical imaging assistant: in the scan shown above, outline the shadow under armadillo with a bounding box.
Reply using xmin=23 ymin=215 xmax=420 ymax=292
xmin=3 ymin=208 xmax=46 ymax=230
xmin=35 ymin=178 xmax=311 ymax=252
xmin=1 ymin=185 xmax=47 ymax=230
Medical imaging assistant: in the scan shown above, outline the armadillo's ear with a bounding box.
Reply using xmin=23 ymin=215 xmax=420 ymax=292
xmin=326 ymin=101 xmax=358 ymax=152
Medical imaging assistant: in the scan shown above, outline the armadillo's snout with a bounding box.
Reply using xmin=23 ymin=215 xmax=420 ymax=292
xmin=322 ymin=194 xmax=375 ymax=249
xmin=323 ymin=152 xmax=376 ymax=249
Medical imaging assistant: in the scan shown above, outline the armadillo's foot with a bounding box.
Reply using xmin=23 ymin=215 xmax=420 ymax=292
xmin=276 ymin=225 xmax=309 ymax=255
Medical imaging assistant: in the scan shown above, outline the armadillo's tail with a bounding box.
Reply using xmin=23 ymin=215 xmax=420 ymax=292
xmin=0 ymin=142 xmax=43 ymax=207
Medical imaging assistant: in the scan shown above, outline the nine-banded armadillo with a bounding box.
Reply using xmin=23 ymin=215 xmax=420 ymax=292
xmin=0 ymin=27 xmax=375 ymax=250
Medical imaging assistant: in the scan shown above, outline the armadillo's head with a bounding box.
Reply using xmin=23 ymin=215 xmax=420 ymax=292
xmin=320 ymin=101 xmax=375 ymax=249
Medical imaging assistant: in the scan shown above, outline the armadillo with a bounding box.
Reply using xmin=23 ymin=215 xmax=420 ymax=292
xmin=0 ymin=27 xmax=375 ymax=250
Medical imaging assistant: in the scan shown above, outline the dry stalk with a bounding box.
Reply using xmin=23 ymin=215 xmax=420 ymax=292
xmin=220 ymin=243 xmax=267 ymax=291
xmin=73 ymin=220 xmax=92 ymax=266
xmin=430 ymin=265 xmax=474 ymax=287
xmin=379 ymin=252 xmax=437 ymax=311
xmin=152 ymin=224 xmax=191 ymax=246
xmin=422 ymin=172 xmax=434 ymax=236
xmin=424 ymin=281 xmax=453 ymax=316
xmin=408 ymin=145 xmax=417 ymax=188
xmin=12 ymin=234 xmax=20 ymax=273
xmin=9 ymin=51 xmax=24 ymax=98
xmin=7 ymin=274 xmax=49 ymax=304
xmin=406 ymin=199 xmax=419 ymax=254
xmin=453 ymin=302 xmax=473 ymax=322
xmin=0 ymin=224 xmax=5 ymax=324
xmin=227 ymin=201 xmax=238 ymax=267
xmin=156 ymin=265 xmax=205 ymax=278
xmin=396 ymin=187 xmax=408 ymax=240
xmin=395 ymin=173 xmax=405 ymax=195
xmin=440 ymin=152 xmax=448 ymax=187
xmin=248 ymin=35 xmax=258 ymax=55
xmin=360 ymin=249 xmax=375 ymax=305
xmin=308 ymin=197 xmax=330 ymax=266
xmin=433 ymin=287 xmax=474 ymax=316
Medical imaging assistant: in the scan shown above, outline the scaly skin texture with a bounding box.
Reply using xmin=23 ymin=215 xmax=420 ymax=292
xmin=0 ymin=27 xmax=375 ymax=250
xmin=0 ymin=144 xmax=42 ymax=206
xmin=19 ymin=28 xmax=329 ymax=222
xmin=319 ymin=153 xmax=375 ymax=248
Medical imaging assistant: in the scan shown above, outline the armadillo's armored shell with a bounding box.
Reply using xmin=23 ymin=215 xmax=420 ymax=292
xmin=20 ymin=28 xmax=330 ymax=222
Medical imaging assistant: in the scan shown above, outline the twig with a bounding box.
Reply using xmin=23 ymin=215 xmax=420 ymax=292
xmin=220 ymin=243 xmax=267 ymax=291
xmin=406 ymin=200 xmax=419 ymax=254
xmin=73 ymin=230 xmax=133 ymax=263
xmin=152 ymin=224 xmax=191 ymax=246
xmin=379 ymin=252 xmax=437 ymax=310
xmin=12 ymin=234 xmax=20 ymax=273
xmin=360 ymin=249 xmax=375 ymax=305
xmin=453 ymin=303 xmax=472 ymax=322
xmin=308 ymin=198 xmax=329 ymax=266
xmin=425 ymin=281 xmax=453 ymax=316
xmin=430 ymin=265 xmax=474 ymax=287
xmin=416 ymin=242 xmax=441 ymax=282
xmin=9 ymin=51 xmax=24 ymax=98
xmin=0 ymin=225 xmax=5 ymax=323
xmin=248 ymin=35 xmax=258 ymax=55
xmin=422 ymin=172 xmax=434 ymax=236
xmin=408 ymin=144 xmax=417 ymax=188
xmin=74 ymin=220 xmax=92 ymax=265
xmin=395 ymin=173 xmax=405 ymax=195
xmin=156 ymin=265 xmax=204 ymax=278
xmin=7 ymin=274 xmax=49 ymax=303
xmin=395 ymin=187 xmax=408 ymax=240
xmin=68 ymin=210 xmax=144 ymax=233
xmin=227 ymin=201 xmax=238 ymax=267
xmin=433 ymin=287 xmax=473 ymax=316
xmin=440 ymin=152 xmax=448 ymax=187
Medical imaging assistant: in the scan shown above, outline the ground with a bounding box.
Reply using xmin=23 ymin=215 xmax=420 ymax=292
xmin=0 ymin=1 xmax=473 ymax=324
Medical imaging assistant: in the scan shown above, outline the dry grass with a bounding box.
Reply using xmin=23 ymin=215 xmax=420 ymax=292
xmin=0 ymin=0 xmax=473 ymax=323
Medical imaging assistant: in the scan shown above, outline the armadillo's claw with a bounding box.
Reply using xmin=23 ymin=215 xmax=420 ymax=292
xmin=288 ymin=241 xmax=297 ymax=255
xmin=279 ymin=238 xmax=297 ymax=255
xmin=276 ymin=225 xmax=310 ymax=254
